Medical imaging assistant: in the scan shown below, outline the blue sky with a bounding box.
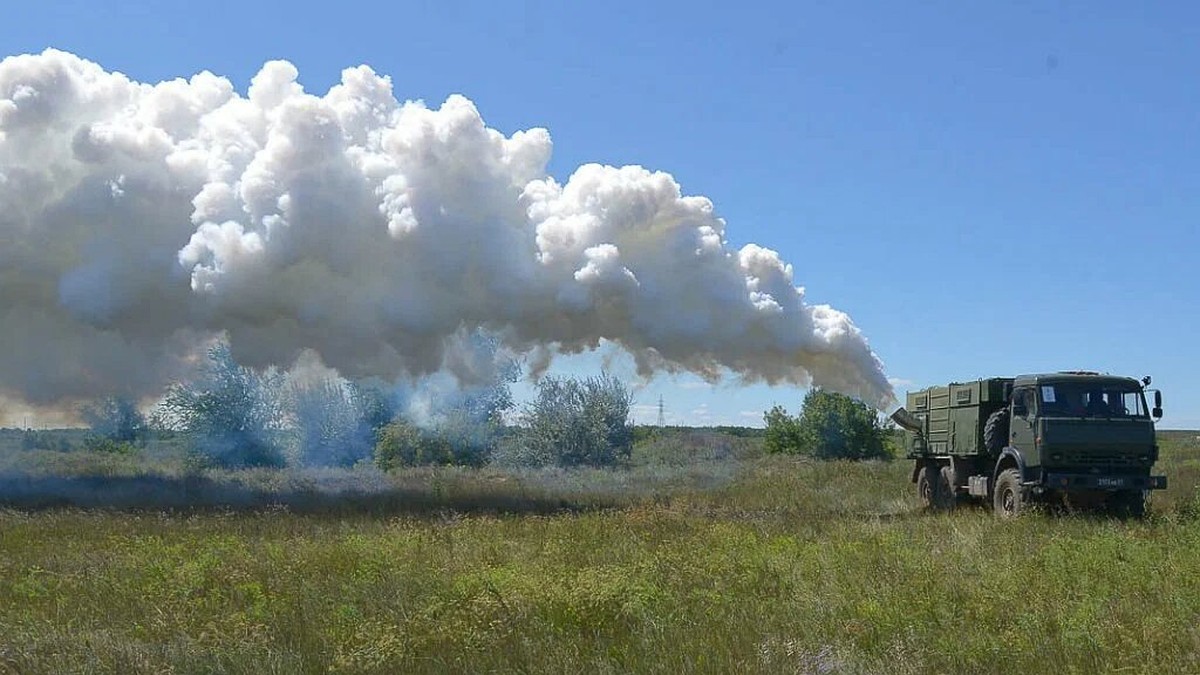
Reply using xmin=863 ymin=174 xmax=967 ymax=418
xmin=4 ymin=1 xmax=1198 ymax=428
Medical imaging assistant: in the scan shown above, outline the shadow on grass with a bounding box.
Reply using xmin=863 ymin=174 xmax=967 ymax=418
xmin=0 ymin=472 xmax=622 ymax=517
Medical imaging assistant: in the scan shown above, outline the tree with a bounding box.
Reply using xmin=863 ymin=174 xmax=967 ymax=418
xmin=290 ymin=378 xmax=374 ymax=467
xmin=764 ymin=389 xmax=889 ymax=460
xmin=763 ymin=404 xmax=803 ymax=455
xmin=497 ymin=374 xmax=633 ymax=467
xmin=348 ymin=379 xmax=399 ymax=439
xmin=80 ymin=396 xmax=146 ymax=451
xmin=155 ymin=342 xmax=286 ymax=468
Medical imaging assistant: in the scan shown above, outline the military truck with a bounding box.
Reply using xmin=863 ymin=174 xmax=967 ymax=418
xmin=890 ymin=372 xmax=1166 ymax=517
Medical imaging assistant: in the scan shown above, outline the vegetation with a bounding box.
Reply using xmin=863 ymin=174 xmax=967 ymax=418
xmin=290 ymin=378 xmax=376 ymax=468
xmin=79 ymin=396 xmax=147 ymax=453
xmin=0 ymin=429 xmax=1197 ymax=672
xmin=492 ymin=374 xmax=634 ymax=467
xmin=764 ymin=389 xmax=891 ymax=460
xmin=153 ymin=343 xmax=288 ymax=468
xmin=373 ymin=419 xmax=437 ymax=469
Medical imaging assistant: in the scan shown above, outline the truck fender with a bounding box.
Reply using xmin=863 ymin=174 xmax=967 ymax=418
xmin=910 ymin=459 xmax=938 ymax=483
xmin=993 ymin=447 xmax=1027 ymax=485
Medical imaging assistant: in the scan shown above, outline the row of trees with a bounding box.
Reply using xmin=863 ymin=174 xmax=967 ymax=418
xmin=75 ymin=343 xmax=891 ymax=469
xmin=81 ymin=343 xmax=636 ymax=470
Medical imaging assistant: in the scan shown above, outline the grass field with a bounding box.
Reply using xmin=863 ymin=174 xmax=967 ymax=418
xmin=0 ymin=429 xmax=1198 ymax=673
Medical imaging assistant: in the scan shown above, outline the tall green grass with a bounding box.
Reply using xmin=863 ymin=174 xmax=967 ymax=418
xmin=0 ymin=432 xmax=1197 ymax=673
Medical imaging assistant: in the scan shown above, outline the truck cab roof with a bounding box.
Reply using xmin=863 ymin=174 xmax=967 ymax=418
xmin=1013 ymin=373 xmax=1143 ymax=390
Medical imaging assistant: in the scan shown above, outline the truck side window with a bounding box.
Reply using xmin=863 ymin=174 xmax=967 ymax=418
xmin=1012 ymin=388 xmax=1037 ymax=418
xmin=1012 ymin=389 xmax=1028 ymax=417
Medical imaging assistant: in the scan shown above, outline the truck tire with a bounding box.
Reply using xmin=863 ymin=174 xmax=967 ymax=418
xmin=917 ymin=463 xmax=954 ymax=510
xmin=984 ymin=408 xmax=1010 ymax=454
xmin=993 ymin=468 xmax=1024 ymax=517
xmin=916 ymin=463 xmax=938 ymax=509
xmin=938 ymin=465 xmax=959 ymax=509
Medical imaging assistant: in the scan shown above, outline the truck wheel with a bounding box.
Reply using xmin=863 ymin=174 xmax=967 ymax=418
xmin=984 ymin=409 xmax=1010 ymax=453
xmin=917 ymin=463 xmax=954 ymax=511
xmin=993 ymin=468 xmax=1024 ymax=517
xmin=916 ymin=464 xmax=938 ymax=509
xmin=938 ymin=465 xmax=959 ymax=509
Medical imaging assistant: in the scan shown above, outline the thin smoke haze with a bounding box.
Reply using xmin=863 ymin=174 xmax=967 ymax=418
xmin=0 ymin=49 xmax=894 ymax=414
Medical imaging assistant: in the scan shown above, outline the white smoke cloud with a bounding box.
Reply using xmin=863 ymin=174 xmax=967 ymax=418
xmin=0 ymin=49 xmax=895 ymax=411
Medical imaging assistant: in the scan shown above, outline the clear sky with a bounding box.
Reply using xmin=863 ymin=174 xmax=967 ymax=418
xmin=4 ymin=1 xmax=1198 ymax=428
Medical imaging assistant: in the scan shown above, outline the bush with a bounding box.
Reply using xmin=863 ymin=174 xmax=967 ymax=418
xmin=765 ymin=389 xmax=889 ymax=461
xmin=763 ymin=405 xmax=804 ymax=456
xmin=373 ymin=330 xmax=517 ymax=469
xmin=373 ymin=411 xmax=500 ymax=470
xmin=291 ymin=378 xmax=375 ymax=467
xmin=497 ymin=374 xmax=633 ymax=467
xmin=80 ymin=436 xmax=139 ymax=455
xmin=374 ymin=419 xmax=452 ymax=470
xmin=154 ymin=343 xmax=287 ymax=468
xmin=80 ymin=396 xmax=146 ymax=446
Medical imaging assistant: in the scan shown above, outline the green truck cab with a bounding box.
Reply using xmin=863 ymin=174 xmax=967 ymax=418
xmin=891 ymin=372 xmax=1166 ymax=517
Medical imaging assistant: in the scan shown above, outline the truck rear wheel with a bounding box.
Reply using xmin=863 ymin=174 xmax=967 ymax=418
xmin=917 ymin=463 xmax=954 ymax=510
xmin=993 ymin=468 xmax=1024 ymax=517
xmin=916 ymin=464 xmax=938 ymax=509
xmin=938 ymin=465 xmax=959 ymax=509
xmin=984 ymin=408 xmax=1010 ymax=453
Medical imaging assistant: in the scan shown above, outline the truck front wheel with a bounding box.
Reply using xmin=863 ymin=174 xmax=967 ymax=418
xmin=993 ymin=468 xmax=1024 ymax=517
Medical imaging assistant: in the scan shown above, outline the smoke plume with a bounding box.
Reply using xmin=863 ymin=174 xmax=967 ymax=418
xmin=0 ymin=49 xmax=894 ymax=411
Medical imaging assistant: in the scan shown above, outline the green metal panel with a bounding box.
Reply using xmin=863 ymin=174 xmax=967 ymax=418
xmin=927 ymin=404 xmax=950 ymax=454
xmin=949 ymin=382 xmax=977 ymax=408
xmin=929 ymin=386 xmax=950 ymax=410
xmin=951 ymin=406 xmax=982 ymax=455
xmin=982 ymin=378 xmax=1012 ymax=404
xmin=903 ymin=378 xmax=1013 ymax=458
xmin=907 ymin=390 xmax=930 ymax=412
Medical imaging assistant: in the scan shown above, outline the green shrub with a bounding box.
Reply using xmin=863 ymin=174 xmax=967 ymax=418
xmin=80 ymin=396 xmax=146 ymax=445
xmin=290 ymin=378 xmax=375 ymax=467
xmin=80 ymin=436 xmax=139 ymax=455
xmin=373 ymin=419 xmax=455 ymax=470
xmin=498 ymin=374 xmax=633 ymax=467
xmin=763 ymin=405 xmax=804 ymax=455
xmin=153 ymin=342 xmax=287 ymax=468
xmin=765 ymin=389 xmax=889 ymax=460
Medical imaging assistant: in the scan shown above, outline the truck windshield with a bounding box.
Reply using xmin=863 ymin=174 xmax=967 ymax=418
xmin=1038 ymin=383 xmax=1148 ymax=418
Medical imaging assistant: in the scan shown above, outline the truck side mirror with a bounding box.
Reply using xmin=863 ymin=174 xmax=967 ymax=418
xmin=1155 ymin=391 xmax=1162 ymax=408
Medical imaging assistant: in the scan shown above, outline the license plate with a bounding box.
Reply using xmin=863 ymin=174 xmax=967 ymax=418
xmin=1097 ymin=477 xmax=1126 ymax=488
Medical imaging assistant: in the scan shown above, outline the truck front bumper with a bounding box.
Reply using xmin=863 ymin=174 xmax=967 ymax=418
xmin=1044 ymin=473 xmax=1167 ymax=491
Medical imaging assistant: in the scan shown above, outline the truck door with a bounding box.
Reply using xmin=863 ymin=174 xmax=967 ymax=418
xmin=1009 ymin=387 xmax=1038 ymax=455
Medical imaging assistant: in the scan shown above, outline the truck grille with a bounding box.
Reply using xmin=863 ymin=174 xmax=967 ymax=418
xmin=1060 ymin=450 xmax=1141 ymax=467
